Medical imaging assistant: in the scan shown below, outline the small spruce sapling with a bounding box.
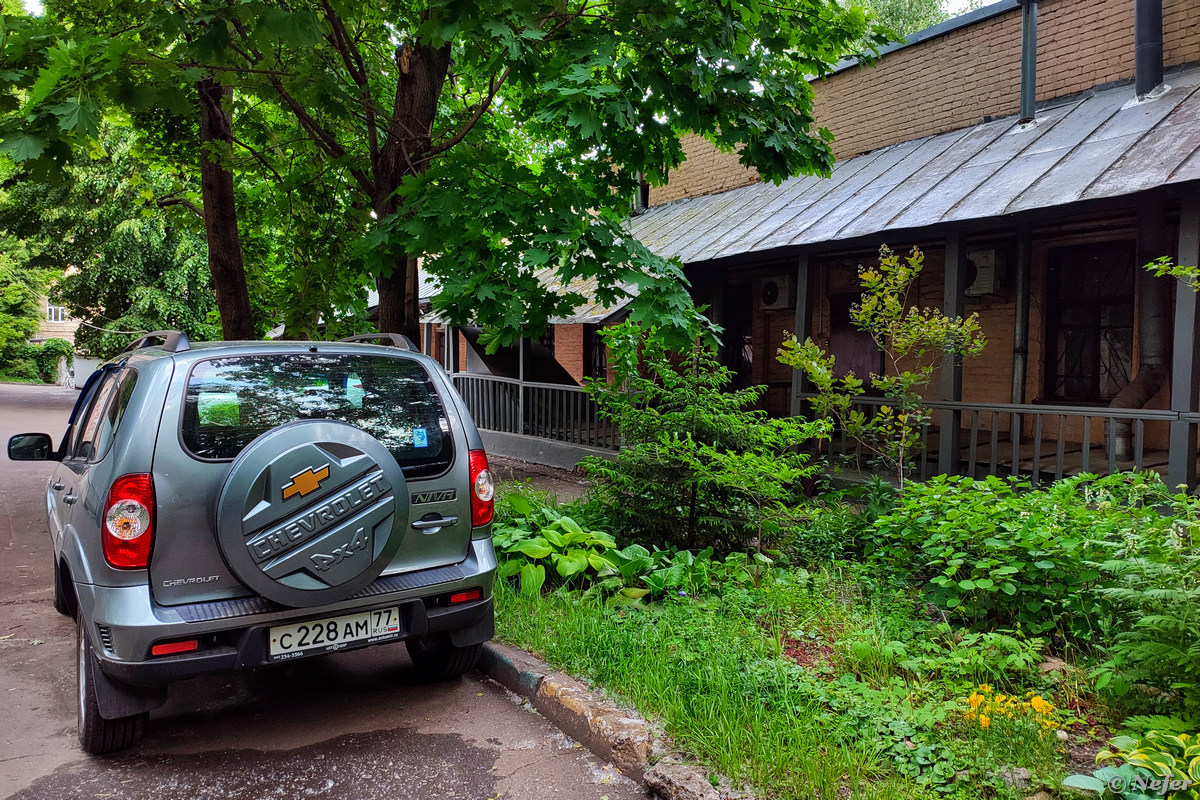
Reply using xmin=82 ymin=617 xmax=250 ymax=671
xmin=777 ymin=245 xmax=986 ymax=488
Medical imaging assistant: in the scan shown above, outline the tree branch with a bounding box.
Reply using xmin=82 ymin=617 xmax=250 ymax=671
xmin=157 ymin=197 xmax=205 ymax=219
xmin=423 ymin=66 xmax=510 ymax=160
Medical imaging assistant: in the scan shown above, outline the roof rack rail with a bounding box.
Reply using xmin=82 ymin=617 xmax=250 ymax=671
xmin=337 ymin=333 xmax=418 ymax=351
xmin=124 ymin=330 xmax=191 ymax=354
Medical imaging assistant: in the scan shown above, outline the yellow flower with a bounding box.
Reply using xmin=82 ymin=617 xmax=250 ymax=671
xmin=969 ymin=693 xmax=984 ymax=710
xmin=979 ymin=714 xmax=991 ymax=729
xmin=1030 ymin=696 xmax=1053 ymax=715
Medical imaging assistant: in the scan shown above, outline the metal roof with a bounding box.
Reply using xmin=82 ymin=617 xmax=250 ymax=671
xmin=421 ymin=268 xmax=637 ymax=325
xmin=629 ymin=65 xmax=1200 ymax=265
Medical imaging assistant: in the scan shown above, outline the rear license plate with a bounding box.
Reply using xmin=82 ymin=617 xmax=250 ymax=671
xmin=268 ymin=606 xmax=401 ymax=661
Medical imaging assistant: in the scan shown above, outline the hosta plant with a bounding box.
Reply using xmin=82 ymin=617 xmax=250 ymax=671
xmin=1063 ymin=732 xmax=1200 ymax=799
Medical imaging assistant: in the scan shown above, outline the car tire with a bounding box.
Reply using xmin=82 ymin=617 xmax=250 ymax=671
xmin=405 ymin=634 xmax=482 ymax=682
xmin=77 ymin=617 xmax=144 ymax=754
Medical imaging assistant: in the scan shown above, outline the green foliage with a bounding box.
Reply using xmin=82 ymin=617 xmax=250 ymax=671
xmin=0 ymin=239 xmax=47 ymax=364
xmin=0 ymin=127 xmax=221 ymax=358
xmin=4 ymin=0 xmax=890 ymax=347
xmin=492 ymin=492 xmax=622 ymax=596
xmin=1089 ymin=492 xmax=1200 ymax=711
xmin=493 ymin=487 xmax=785 ymax=601
xmin=778 ymin=245 xmax=986 ymax=486
xmin=1065 ymin=732 xmax=1200 ymax=800
xmin=498 ymin=565 xmax=1079 ymax=799
xmin=868 ymin=470 xmax=1200 ymax=721
xmin=21 ymin=336 xmax=72 ymax=381
xmin=1145 ymin=256 xmax=1200 ymax=287
xmin=583 ymin=321 xmax=828 ymax=553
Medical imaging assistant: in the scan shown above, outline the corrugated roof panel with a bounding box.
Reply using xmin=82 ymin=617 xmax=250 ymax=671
xmin=799 ymin=134 xmax=953 ymax=243
xmin=1085 ymin=86 xmax=1200 ymax=199
xmin=629 ymin=63 xmax=1200 ymax=263
xmin=711 ymin=149 xmax=892 ymax=258
xmin=1007 ymin=133 xmax=1145 ymax=212
xmin=757 ymin=139 xmax=926 ymax=250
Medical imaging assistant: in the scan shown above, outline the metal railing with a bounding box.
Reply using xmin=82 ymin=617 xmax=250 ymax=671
xmin=798 ymin=394 xmax=1177 ymax=484
xmin=451 ymin=373 xmax=620 ymax=450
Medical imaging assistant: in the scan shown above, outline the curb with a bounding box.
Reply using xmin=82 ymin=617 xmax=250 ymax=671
xmin=480 ymin=642 xmax=737 ymax=800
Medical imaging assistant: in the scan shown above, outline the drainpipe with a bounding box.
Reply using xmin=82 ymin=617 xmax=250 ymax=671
xmin=1018 ymin=0 xmax=1038 ymax=123
xmin=1011 ymin=226 xmax=1032 ymax=407
xmin=1135 ymin=0 xmax=1164 ymax=97
xmin=1108 ymin=195 xmax=1171 ymax=458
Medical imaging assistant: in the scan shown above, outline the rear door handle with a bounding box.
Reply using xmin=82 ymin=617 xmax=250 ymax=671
xmin=62 ymin=493 xmax=77 ymax=505
xmin=411 ymin=515 xmax=457 ymax=531
xmin=51 ymin=480 xmax=64 ymax=491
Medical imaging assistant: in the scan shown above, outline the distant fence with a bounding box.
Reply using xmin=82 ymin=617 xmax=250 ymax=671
xmin=451 ymin=374 xmax=620 ymax=450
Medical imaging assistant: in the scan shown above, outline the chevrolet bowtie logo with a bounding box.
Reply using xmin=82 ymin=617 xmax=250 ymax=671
xmin=282 ymin=464 xmax=330 ymax=501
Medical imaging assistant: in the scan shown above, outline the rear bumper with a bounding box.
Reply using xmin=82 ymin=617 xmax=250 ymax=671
xmin=76 ymin=536 xmax=497 ymax=688
xmin=101 ymin=597 xmax=493 ymax=687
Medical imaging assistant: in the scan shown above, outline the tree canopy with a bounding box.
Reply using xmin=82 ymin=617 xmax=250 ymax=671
xmin=2 ymin=1 xmax=888 ymax=347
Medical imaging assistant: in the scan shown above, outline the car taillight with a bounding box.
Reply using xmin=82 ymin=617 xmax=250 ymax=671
xmin=103 ymin=473 xmax=155 ymax=569
xmin=468 ymin=449 xmax=494 ymax=527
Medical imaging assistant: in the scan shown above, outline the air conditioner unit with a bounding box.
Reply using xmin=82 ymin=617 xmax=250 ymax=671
xmin=760 ymin=276 xmax=791 ymax=310
xmin=965 ymin=249 xmax=1000 ymax=296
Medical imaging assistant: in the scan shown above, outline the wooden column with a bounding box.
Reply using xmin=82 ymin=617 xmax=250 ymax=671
xmin=789 ymin=253 xmax=811 ymax=417
xmin=1168 ymin=195 xmax=1200 ymax=489
xmin=938 ymin=233 xmax=968 ymax=476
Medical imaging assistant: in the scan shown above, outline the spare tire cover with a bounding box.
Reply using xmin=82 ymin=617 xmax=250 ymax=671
xmin=215 ymin=421 xmax=409 ymax=607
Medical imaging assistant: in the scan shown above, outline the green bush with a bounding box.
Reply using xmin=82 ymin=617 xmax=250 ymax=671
xmin=0 ymin=356 xmax=39 ymax=381
xmin=868 ymin=473 xmax=1193 ymax=640
xmin=583 ymin=321 xmax=827 ymax=554
xmin=32 ymin=337 xmax=73 ymax=381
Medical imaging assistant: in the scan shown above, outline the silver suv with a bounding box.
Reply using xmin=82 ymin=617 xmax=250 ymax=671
xmin=7 ymin=331 xmax=497 ymax=754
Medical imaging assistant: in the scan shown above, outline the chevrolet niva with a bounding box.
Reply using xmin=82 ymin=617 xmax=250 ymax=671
xmin=7 ymin=331 xmax=497 ymax=753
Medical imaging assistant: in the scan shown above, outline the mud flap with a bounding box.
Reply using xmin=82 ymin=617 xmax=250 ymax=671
xmin=93 ymin=658 xmax=167 ymax=720
xmin=448 ymin=600 xmax=495 ymax=648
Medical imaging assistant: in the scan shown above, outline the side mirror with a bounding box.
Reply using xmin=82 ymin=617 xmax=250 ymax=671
xmin=8 ymin=433 xmax=58 ymax=461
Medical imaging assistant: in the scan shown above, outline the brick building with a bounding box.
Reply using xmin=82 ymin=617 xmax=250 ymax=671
xmin=629 ymin=0 xmax=1200 ymax=486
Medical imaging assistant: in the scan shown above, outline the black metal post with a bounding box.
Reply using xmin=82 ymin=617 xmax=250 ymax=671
xmin=1135 ymin=0 xmax=1164 ymax=97
xmin=939 ymin=234 xmax=968 ymax=477
xmin=1168 ymin=196 xmax=1200 ymax=489
xmin=1019 ymin=0 xmax=1039 ymax=123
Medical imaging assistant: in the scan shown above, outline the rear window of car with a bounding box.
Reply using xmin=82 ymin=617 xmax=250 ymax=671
xmin=181 ymin=354 xmax=452 ymax=477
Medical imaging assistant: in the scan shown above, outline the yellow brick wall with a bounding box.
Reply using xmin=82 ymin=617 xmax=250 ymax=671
xmin=649 ymin=133 xmax=761 ymax=206
xmin=652 ymin=0 xmax=1200 ymax=204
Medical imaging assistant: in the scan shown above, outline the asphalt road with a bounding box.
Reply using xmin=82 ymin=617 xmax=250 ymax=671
xmin=0 ymin=381 xmax=645 ymax=800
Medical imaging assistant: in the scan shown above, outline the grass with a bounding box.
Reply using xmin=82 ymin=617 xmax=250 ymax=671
xmin=495 ymin=571 xmax=1075 ymax=799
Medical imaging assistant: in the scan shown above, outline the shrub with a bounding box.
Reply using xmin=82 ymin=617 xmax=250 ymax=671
xmin=33 ymin=337 xmax=73 ymax=382
xmin=867 ymin=472 xmax=1200 ymax=641
xmin=0 ymin=356 xmax=39 ymax=381
xmin=583 ymin=321 xmax=827 ymax=554
xmin=778 ymin=245 xmax=985 ymax=487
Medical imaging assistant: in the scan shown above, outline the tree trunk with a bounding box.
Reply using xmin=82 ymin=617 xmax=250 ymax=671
xmin=197 ymin=77 xmax=254 ymax=341
xmin=372 ymin=42 xmax=452 ymax=343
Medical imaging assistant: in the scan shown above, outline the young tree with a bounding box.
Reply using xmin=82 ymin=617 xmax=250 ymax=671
xmin=777 ymin=245 xmax=986 ymax=487
xmin=5 ymin=1 xmax=887 ymax=347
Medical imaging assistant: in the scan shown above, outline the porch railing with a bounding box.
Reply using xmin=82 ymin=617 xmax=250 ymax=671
xmin=451 ymin=373 xmax=620 ymax=450
xmin=799 ymin=393 xmax=1177 ymax=484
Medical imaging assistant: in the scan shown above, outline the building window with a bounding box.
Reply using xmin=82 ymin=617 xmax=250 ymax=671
xmin=46 ymin=304 xmax=67 ymax=323
xmin=1045 ymin=242 xmax=1135 ymax=403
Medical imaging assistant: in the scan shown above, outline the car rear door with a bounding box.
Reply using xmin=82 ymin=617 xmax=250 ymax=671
xmin=152 ymin=349 xmax=474 ymax=607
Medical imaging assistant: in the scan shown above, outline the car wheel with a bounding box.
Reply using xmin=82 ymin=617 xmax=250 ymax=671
xmin=53 ymin=559 xmax=74 ymax=618
xmin=76 ymin=617 xmax=144 ymax=754
xmin=405 ymin=634 xmax=482 ymax=681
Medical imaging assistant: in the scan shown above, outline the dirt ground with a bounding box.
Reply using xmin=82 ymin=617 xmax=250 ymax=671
xmin=489 ymin=454 xmax=592 ymax=503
